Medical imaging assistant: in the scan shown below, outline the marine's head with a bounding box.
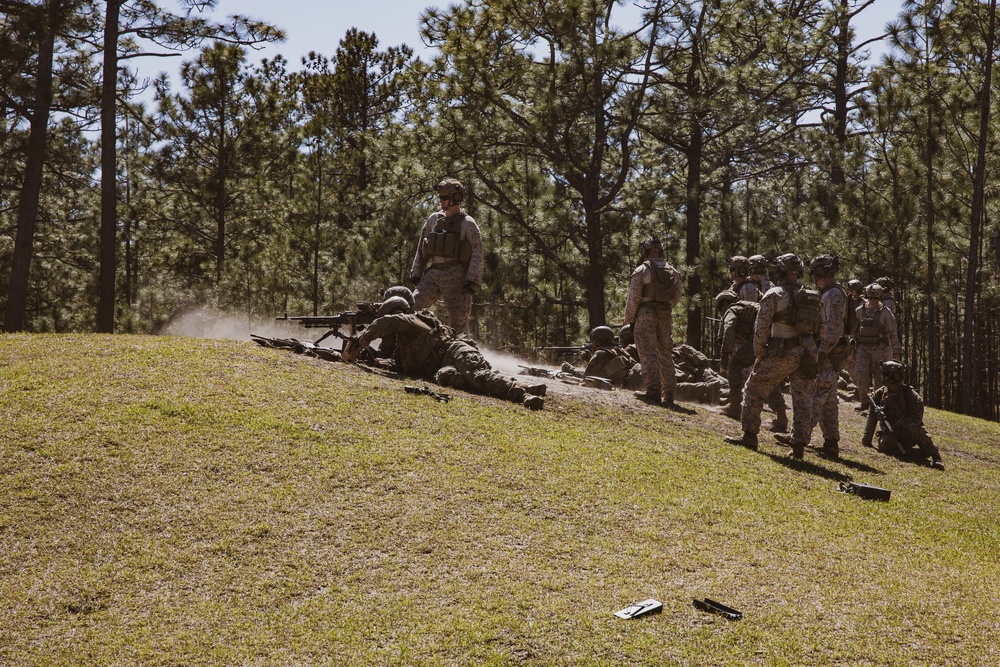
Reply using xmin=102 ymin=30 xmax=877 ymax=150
xmin=809 ymin=254 xmax=839 ymax=281
xmin=378 ymin=296 xmax=412 ymax=316
xmin=639 ymin=236 xmax=664 ymax=260
xmin=771 ymin=253 xmax=804 ymax=281
xmin=881 ymin=360 xmax=906 ymax=385
xmin=589 ymin=325 xmax=616 ymax=348
xmin=435 ymin=178 xmax=466 ymax=208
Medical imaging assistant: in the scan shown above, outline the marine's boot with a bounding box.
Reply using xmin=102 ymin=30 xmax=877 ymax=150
xmin=773 ymin=433 xmax=794 ymax=447
xmin=634 ymin=386 xmax=661 ymax=402
xmin=661 ymin=389 xmax=675 ymax=407
xmin=523 ymin=395 xmax=544 ymax=410
xmin=723 ymin=431 xmax=758 ymax=451
xmin=818 ymin=439 xmax=840 ymax=459
xmin=788 ymin=443 xmax=805 ymax=460
xmin=930 ymin=457 xmax=945 ymax=470
xmin=525 ymin=383 xmax=547 ymax=397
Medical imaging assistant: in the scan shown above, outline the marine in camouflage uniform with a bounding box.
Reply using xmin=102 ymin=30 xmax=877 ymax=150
xmin=728 ymin=255 xmax=763 ymax=302
xmin=862 ymin=361 xmax=944 ymax=469
xmin=568 ymin=326 xmax=643 ymax=390
xmin=875 ymin=276 xmax=898 ymax=319
xmin=409 ymin=179 xmax=484 ymax=334
xmin=715 ymin=291 xmax=788 ymax=428
xmin=724 ymin=253 xmax=823 ymax=458
xmin=748 ymin=254 xmax=772 ymax=294
xmin=624 ymin=236 xmax=683 ymax=405
xmin=852 ymin=283 xmax=901 ymax=411
xmin=806 ymin=255 xmax=849 ymax=458
xmin=342 ymin=308 xmax=545 ymax=410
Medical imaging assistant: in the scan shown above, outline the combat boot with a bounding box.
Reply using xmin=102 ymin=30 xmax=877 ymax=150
xmin=818 ymin=439 xmax=840 ymax=459
xmin=930 ymin=457 xmax=945 ymax=470
xmin=773 ymin=433 xmax=793 ymax=447
xmin=723 ymin=431 xmax=758 ymax=451
xmin=525 ymin=383 xmax=547 ymax=397
xmin=523 ymin=395 xmax=544 ymax=410
xmin=720 ymin=403 xmax=742 ymax=419
xmin=634 ymin=386 xmax=661 ymax=402
xmin=661 ymin=389 xmax=675 ymax=407
xmin=788 ymin=443 xmax=805 ymax=460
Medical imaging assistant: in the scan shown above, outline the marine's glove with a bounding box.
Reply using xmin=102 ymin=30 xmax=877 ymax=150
xmin=463 ymin=280 xmax=479 ymax=294
xmin=341 ymin=339 xmax=360 ymax=363
xmin=408 ymin=274 xmax=421 ymax=287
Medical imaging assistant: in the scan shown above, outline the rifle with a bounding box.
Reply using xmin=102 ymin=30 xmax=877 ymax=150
xmin=276 ymin=301 xmax=381 ymax=347
xmin=517 ymin=365 xmax=613 ymax=390
xmin=869 ymin=392 xmax=906 ymax=457
xmin=405 ymin=385 xmax=452 ymax=402
xmin=534 ymin=345 xmax=588 ymax=356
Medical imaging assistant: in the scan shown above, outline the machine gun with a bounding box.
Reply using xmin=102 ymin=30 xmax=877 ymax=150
xmin=517 ymin=365 xmax=613 ymax=390
xmin=276 ymin=302 xmax=381 ymax=347
xmin=869 ymin=392 xmax=906 ymax=457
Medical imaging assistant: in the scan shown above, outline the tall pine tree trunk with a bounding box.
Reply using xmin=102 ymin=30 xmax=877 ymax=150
xmin=961 ymin=0 xmax=996 ymax=415
xmin=4 ymin=0 xmax=61 ymax=332
xmin=98 ymin=0 xmax=121 ymax=333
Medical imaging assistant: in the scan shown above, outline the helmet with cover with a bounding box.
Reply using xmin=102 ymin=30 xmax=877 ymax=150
xmin=809 ymin=254 xmax=840 ymax=279
xmin=846 ymin=279 xmax=863 ymax=294
xmin=881 ymin=360 xmax=906 ymax=384
xmin=619 ymin=324 xmax=634 ymax=346
xmin=639 ymin=236 xmax=664 ymax=259
xmin=715 ymin=289 xmax=739 ymax=315
xmin=863 ymin=283 xmax=884 ymax=300
xmin=382 ymin=285 xmax=415 ymax=309
xmin=435 ymin=178 xmax=465 ymax=206
xmin=875 ymin=276 xmax=895 ymax=292
xmin=378 ymin=296 xmax=412 ymax=316
xmin=728 ymin=255 xmax=751 ymax=278
xmin=771 ymin=253 xmax=804 ymax=281
xmin=748 ymin=254 xmax=768 ymax=274
xmin=590 ymin=325 xmax=616 ymax=347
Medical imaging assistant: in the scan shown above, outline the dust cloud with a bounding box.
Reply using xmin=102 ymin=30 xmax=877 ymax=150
xmin=159 ymin=307 xmax=298 ymax=341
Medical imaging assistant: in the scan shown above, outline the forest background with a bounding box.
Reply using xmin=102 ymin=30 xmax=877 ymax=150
xmin=3 ymin=0 xmax=1000 ymax=420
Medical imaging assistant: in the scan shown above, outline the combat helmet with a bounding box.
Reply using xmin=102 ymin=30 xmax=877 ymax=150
xmin=382 ymin=285 xmax=415 ymax=309
xmin=881 ymin=360 xmax=906 ymax=384
xmin=863 ymin=283 xmax=884 ymax=300
xmin=715 ymin=289 xmax=739 ymax=315
xmin=728 ymin=255 xmax=751 ymax=278
xmin=639 ymin=236 xmax=664 ymax=259
xmin=378 ymin=296 xmax=412 ymax=316
xmin=771 ymin=253 xmax=804 ymax=281
xmin=748 ymin=254 xmax=768 ymax=274
xmin=809 ymin=254 xmax=840 ymax=279
xmin=619 ymin=324 xmax=634 ymax=346
xmin=846 ymin=279 xmax=863 ymax=294
xmin=875 ymin=276 xmax=895 ymax=292
xmin=435 ymin=178 xmax=466 ymax=205
xmin=590 ymin=325 xmax=616 ymax=347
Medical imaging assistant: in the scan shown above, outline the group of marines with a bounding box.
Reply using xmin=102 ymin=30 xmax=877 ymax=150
xmin=337 ymin=177 xmax=943 ymax=470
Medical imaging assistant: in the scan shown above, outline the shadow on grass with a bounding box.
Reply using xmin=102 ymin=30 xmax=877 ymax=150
xmin=763 ymin=451 xmax=852 ymax=482
xmin=667 ymin=403 xmax=699 ymax=415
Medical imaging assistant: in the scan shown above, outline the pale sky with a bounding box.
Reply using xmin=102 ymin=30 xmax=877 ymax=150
xmin=136 ymin=0 xmax=906 ymax=83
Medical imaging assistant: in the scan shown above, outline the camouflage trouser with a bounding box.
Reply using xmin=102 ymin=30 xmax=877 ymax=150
xmin=855 ymin=343 xmax=890 ymax=408
xmin=635 ymin=305 xmax=676 ymax=396
xmin=879 ymin=417 xmax=940 ymax=461
xmin=728 ymin=342 xmax=786 ymax=416
xmin=811 ymin=356 xmax=840 ymax=441
xmin=438 ymin=340 xmax=518 ymax=401
xmin=741 ymin=343 xmax=815 ymax=443
xmin=414 ymin=264 xmax=473 ymax=333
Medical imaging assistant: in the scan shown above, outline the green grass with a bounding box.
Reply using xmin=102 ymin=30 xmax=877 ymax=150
xmin=2 ymin=333 xmax=999 ymax=666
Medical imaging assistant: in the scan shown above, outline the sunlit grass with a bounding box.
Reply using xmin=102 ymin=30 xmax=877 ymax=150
xmin=1 ymin=333 xmax=998 ymax=666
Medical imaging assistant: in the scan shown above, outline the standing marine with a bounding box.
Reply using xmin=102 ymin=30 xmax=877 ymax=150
xmin=851 ymin=282 xmax=901 ymax=412
xmin=724 ymin=253 xmax=823 ymax=457
xmin=409 ymin=178 xmax=484 ymax=334
xmin=728 ymin=255 xmax=763 ymax=302
xmin=624 ymin=236 xmax=683 ymax=405
xmin=804 ymin=254 xmax=849 ymax=458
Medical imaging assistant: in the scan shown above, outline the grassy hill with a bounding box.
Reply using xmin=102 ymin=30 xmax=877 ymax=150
xmin=2 ymin=334 xmax=999 ymax=666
